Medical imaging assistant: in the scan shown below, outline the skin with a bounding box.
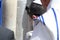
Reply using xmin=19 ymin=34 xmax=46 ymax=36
xmin=41 ymin=0 xmax=50 ymax=9
xmin=32 ymin=15 xmax=38 ymax=19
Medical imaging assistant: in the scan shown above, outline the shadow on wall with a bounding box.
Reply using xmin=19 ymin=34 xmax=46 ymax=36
xmin=0 ymin=27 xmax=15 ymax=40
xmin=22 ymin=10 xmax=28 ymax=40
xmin=2 ymin=0 xmax=7 ymax=27
xmin=22 ymin=10 xmax=33 ymax=40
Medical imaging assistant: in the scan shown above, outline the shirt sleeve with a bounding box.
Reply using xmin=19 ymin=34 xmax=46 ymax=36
xmin=42 ymin=8 xmax=57 ymax=40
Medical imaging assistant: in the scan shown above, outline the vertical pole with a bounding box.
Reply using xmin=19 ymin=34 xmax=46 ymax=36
xmin=2 ymin=0 xmax=17 ymax=39
xmin=16 ymin=0 xmax=27 ymax=40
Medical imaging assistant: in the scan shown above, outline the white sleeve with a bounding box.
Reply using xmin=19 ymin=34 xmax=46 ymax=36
xmin=42 ymin=9 xmax=57 ymax=40
xmin=30 ymin=22 xmax=53 ymax=40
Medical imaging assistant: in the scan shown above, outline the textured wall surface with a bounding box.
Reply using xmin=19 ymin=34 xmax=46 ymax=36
xmin=2 ymin=0 xmax=17 ymax=39
xmin=16 ymin=0 xmax=27 ymax=40
xmin=2 ymin=0 xmax=33 ymax=40
xmin=16 ymin=0 xmax=33 ymax=40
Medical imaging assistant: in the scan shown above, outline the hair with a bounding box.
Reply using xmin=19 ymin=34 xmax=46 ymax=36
xmin=26 ymin=3 xmax=46 ymax=18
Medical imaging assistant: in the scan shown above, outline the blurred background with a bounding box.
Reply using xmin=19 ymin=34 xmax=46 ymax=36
xmin=2 ymin=0 xmax=48 ymax=40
